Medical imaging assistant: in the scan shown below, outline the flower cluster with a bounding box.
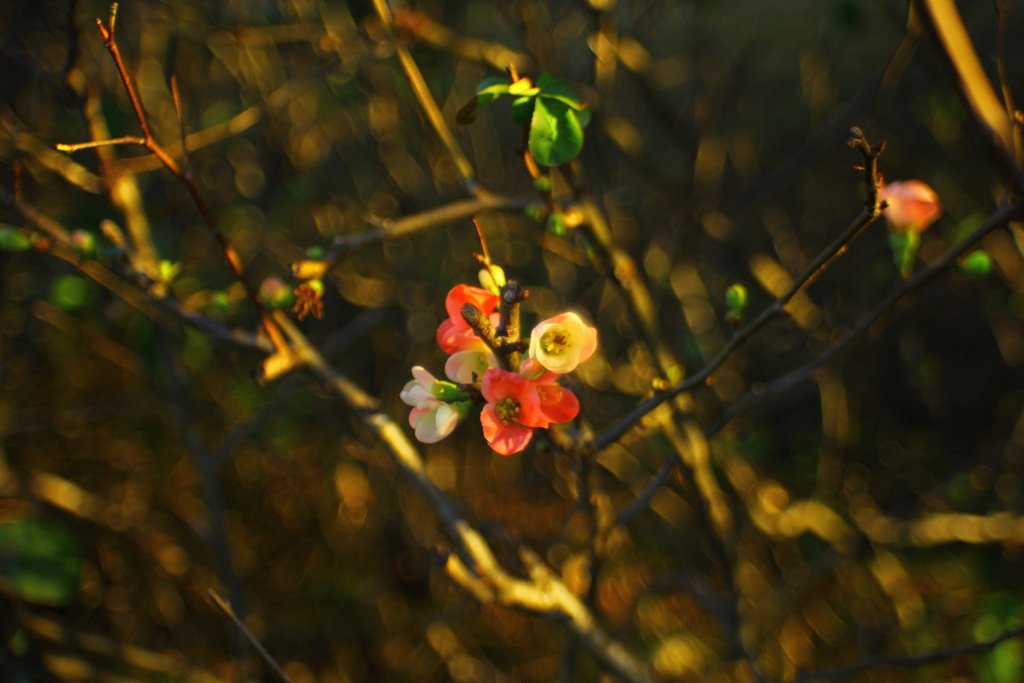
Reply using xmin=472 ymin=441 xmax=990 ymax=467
xmin=401 ymin=280 xmax=597 ymax=455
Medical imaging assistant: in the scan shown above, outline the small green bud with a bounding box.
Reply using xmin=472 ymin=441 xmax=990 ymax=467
xmin=210 ymin=291 xmax=231 ymax=313
xmin=71 ymin=230 xmax=97 ymax=257
xmin=725 ymin=283 xmax=748 ymax=313
xmin=547 ymin=212 xmax=567 ymax=237
xmin=158 ymin=260 xmax=181 ymax=283
xmin=306 ymin=245 xmax=326 ymax=259
xmin=888 ymin=230 xmax=920 ymax=280
xmin=534 ymin=175 xmax=552 ymax=193
xmin=961 ymin=251 xmax=992 ymax=277
xmin=0 ymin=226 xmax=31 ymax=252
xmin=524 ymin=203 xmax=547 ymax=222
xmin=260 ymin=276 xmax=295 ymax=309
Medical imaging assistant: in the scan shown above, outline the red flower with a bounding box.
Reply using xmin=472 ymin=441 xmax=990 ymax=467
xmin=480 ymin=369 xmax=547 ymax=455
xmin=436 ymin=285 xmax=501 ymax=355
xmin=533 ymin=371 xmax=580 ymax=424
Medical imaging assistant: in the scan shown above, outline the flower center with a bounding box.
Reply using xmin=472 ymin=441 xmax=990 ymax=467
xmin=541 ymin=328 xmax=571 ymax=356
xmin=495 ymin=397 xmax=520 ymax=425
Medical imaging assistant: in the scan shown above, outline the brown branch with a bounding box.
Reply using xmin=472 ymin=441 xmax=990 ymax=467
xmin=0 ymin=187 xmax=271 ymax=354
xmin=61 ymin=3 xmax=290 ymax=364
xmin=370 ymin=0 xmax=477 ymax=191
xmin=706 ymin=200 xmax=1021 ymax=438
xmin=619 ymin=201 xmax=1022 ymax=527
xmin=291 ymin=193 xmax=531 ymax=280
xmin=55 ymin=136 xmax=144 ymax=152
xmin=209 ymin=590 xmax=294 ymax=683
xmin=590 ymin=128 xmax=886 ymax=453
xmin=271 ymin=313 xmax=654 ymax=683
xmin=392 ymin=9 xmax=531 ymax=73
xmin=789 ymin=622 xmax=1024 ymax=683
xmin=461 ymin=303 xmax=506 ymax=368
xmin=917 ymin=0 xmax=1024 ymax=192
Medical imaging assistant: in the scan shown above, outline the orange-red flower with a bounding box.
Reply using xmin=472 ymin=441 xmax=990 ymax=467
xmin=479 ymin=369 xmax=547 ymax=455
xmin=436 ymin=285 xmax=501 ymax=355
xmin=532 ymin=371 xmax=580 ymax=424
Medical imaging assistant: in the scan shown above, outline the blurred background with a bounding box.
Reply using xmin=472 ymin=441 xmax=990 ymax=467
xmin=1 ymin=0 xmax=1023 ymax=680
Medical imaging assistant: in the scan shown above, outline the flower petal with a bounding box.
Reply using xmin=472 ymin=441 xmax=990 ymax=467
xmin=537 ymin=383 xmax=580 ymax=424
xmin=445 ymin=349 xmax=496 ymax=383
xmin=445 ymin=284 xmax=500 ymax=322
xmin=481 ymin=405 xmax=534 ymax=455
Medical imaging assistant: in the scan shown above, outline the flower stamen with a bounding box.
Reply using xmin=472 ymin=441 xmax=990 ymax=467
xmin=542 ymin=329 xmax=571 ymax=356
xmin=495 ymin=397 xmax=520 ymax=424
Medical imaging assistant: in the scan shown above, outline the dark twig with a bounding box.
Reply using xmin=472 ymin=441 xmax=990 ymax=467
xmin=706 ymin=201 xmax=1022 ymax=437
xmin=209 ymin=590 xmax=294 ymax=683
xmin=620 ymin=201 xmax=1021 ymax=526
xmin=60 ymin=3 xmax=290 ymax=362
xmin=272 ymin=313 xmax=655 ymax=683
xmin=590 ymin=128 xmax=886 ymax=453
xmin=789 ymin=622 xmax=1024 ymax=683
xmin=462 ymin=303 xmax=506 ymax=368
xmin=209 ymin=308 xmax=385 ymax=469
xmin=291 ymin=194 xmax=530 ymax=281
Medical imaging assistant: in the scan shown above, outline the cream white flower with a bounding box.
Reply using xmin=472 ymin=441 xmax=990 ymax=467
xmin=528 ymin=312 xmax=598 ymax=374
xmin=400 ymin=366 xmax=441 ymax=406
xmin=444 ymin=349 xmax=498 ymax=384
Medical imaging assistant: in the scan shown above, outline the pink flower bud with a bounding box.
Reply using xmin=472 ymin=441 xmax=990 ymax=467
xmin=878 ymin=180 xmax=942 ymax=234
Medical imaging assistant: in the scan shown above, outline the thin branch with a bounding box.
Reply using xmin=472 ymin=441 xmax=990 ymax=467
xmin=62 ymin=3 xmax=290 ymax=363
xmin=170 ymin=75 xmax=193 ymax=181
xmin=0 ymin=188 xmax=270 ymax=353
xmin=790 ymin=622 xmax=1024 ymax=683
xmin=590 ymin=128 xmax=886 ymax=453
xmin=55 ymin=136 xmax=144 ymax=152
xmin=370 ymin=0 xmax=477 ymax=191
xmin=209 ymin=308 xmax=385 ymax=469
xmin=706 ymin=201 xmax=1022 ymax=438
xmin=272 ymin=312 xmax=655 ymax=683
xmin=209 ymin=590 xmax=294 ymax=683
xmin=619 ymin=201 xmax=1022 ymax=526
xmin=392 ymin=9 xmax=531 ymax=73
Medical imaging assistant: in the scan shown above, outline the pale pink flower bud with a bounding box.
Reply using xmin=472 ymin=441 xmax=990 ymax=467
xmin=878 ymin=180 xmax=942 ymax=234
xmin=400 ymin=366 xmax=440 ymax=406
xmin=409 ymin=399 xmax=460 ymax=443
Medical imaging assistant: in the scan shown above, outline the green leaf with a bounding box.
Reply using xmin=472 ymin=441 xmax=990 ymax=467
xmin=456 ymin=77 xmax=512 ymax=125
xmin=576 ymin=104 xmax=591 ymax=128
xmin=0 ymin=519 xmax=82 ymax=606
xmin=536 ymin=72 xmax=586 ymax=110
xmin=511 ymin=96 xmax=535 ymax=125
xmin=529 ymin=96 xmax=584 ymax=166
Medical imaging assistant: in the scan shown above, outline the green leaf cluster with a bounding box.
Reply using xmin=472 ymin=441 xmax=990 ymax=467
xmin=456 ymin=73 xmax=590 ymax=167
